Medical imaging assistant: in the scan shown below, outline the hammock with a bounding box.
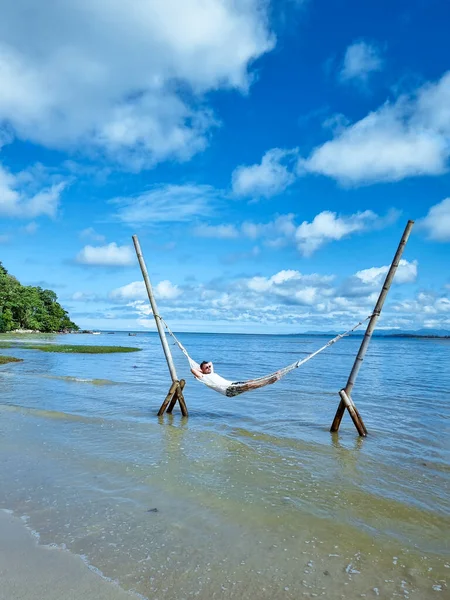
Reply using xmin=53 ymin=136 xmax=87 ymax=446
xmin=157 ymin=315 xmax=370 ymax=397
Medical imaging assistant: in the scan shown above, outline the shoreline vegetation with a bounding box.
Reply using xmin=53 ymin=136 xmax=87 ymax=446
xmin=0 ymin=342 xmax=140 ymax=354
xmin=0 ymin=355 xmax=23 ymax=365
xmin=302 ymin=333 xmax=450 ymax=339
xmin=24 ymin=345 xmax=141 ymax=353
xmin=0 ymin=262 xmax=79 ymax=334
xmin=389 ymin=333 xmax=450 ymax=339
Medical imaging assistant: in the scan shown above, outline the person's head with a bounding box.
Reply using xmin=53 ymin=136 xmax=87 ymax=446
xmin=200 ymin=360 xmax=213 ymax=374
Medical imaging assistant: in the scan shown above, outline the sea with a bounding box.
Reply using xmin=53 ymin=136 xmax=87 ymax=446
xmin=0 ymin=331 xmax=449 ymax=599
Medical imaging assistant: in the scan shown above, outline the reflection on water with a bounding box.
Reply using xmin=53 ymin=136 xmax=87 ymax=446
xmin=0 ymin=332 xmax=449 ymax=598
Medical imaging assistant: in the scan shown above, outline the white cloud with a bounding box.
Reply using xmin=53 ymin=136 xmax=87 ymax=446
xmin=355 ymin=265 xmax=391 ymax=286
xmin=110 ymin=278 xmax=180 ymax=301
xmin=0 ymin=161 xmax=66 ymax=218
xmin=105 ymin=266 xmax=450 ymax=332
xmin=241 ymin=221 xmax=266 ymax=239
xmin=355 ymin=259 xmax=418 ymax=286
xmin=294 ymin=286 xmax=317 ymax=305
xmin=0 ymin=1 xmax=274 ymax=169
xmin=391 ymin=259 xmax=419 ymax=285
xmin=392 ymin=293 xmax=450 ymax=317
xmin=76 ymin=242 xmax=135 ymax=266
xmin=113 ymin=184 xmax=222 ymax=224
xmin=194 ymin=223 xmax=239 ymax=239
xmin=232 ymin=148 xmax=298 ymax=198
xmin=271 ymin=269 xmax=301 ymax=285
xmin=295 ymin=210 xmax=378 ymax=256
xmin=124 ymin=267 xmax=372 ymax=329
xmin=247 ymin=276 xmax=272 ymax=293
xmin=419 ymin=198 xmax=450 ymax=241
xmin=110 ymin=281 xmax=146 ymax=301
xmin=194 ymin=214 xmax=297 ymax=244
xmin=435 ymin=298 xmax=450 ymax=312
xmin=340 ymin=41 xmax=383 ymax=83
xmin=246 ymin=269 xmax=333 ymax=305
xmin=155 ymin=280 xmax=181 ymax=300
xmin=193 ymin=215 xmax=299 ymax=245
xmin=300 ymin=71 xmax=450 ymax=184
xmin=80 ymin=227 xmax=106 ymax=243
xmin=241 ymin=214 xmax=296 ymax=240
xmin=422 ymin=318 xmax=450 ymax=329
xmin=195 ymin=210 xmax=397 ymax=256
xmin=27 ymin=184 xmax=66 ymax=217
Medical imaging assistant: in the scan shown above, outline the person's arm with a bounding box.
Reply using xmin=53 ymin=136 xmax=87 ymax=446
xmin=191 ymin=367 xmax=204 ymax=379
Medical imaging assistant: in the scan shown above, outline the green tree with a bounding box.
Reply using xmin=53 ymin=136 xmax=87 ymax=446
xmin=0 ymin=263 xmax=79 ymax=333
xmin=0 ymin=307 xmax=14 ymax=332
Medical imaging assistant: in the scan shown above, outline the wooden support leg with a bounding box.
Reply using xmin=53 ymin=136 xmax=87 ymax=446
xmin=334 ymin=389 xmax=367 ymax=437
xmin=331 ymin=391 xmax=368 ymax=435
xmin=330 ymin=399 xmax=346 ymax=433
xmin=176 ymin=380 xmax=188 ymax=417
xmin=166 ymin=379 xmax=187 ymax=416
xmin=158 ymin=381 xmax=178 ymax=416
xmin=351 ymin=401 xmax=367 ymax=436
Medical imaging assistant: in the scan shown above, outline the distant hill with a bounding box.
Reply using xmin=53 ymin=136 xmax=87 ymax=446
xmin=302 ymin=328 xmax=450 ymax=338
xmin=386 ymin=328 xmax=450 ymax=337
xmin=0 ymin=262 xmax=79 ymax=333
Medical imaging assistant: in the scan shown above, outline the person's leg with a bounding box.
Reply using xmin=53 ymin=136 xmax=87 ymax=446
xmin=226 ymin=374 xmax=279 ymax=397
xmin=225 ymin=382 xmax=249 ymax=397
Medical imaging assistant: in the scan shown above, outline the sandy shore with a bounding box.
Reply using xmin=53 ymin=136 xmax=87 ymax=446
xmin=0 ymin=510 xmax=138 ymax=600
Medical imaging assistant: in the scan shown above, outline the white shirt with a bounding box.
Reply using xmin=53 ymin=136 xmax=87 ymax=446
xmin=200 ymin=372 xmax=232 ymax=395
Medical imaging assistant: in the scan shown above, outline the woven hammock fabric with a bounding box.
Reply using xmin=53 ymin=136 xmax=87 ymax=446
xmin=158 ymin=316 xmax=370 ymax=397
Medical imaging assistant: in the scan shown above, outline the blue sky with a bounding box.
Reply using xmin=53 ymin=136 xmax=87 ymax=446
xmin=1 ymin=0 xmax=449 ymax=333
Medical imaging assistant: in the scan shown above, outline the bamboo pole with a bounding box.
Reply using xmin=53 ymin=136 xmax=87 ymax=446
xmin=167 ymin=380 xmax=185 ymax=414
xmin=338 ymin=390 xmax=365 ymax=437
xmin=330 ymin=220 xmax=415 ymax=434
xmin=176 ymin=380 xmax=188 ymax=417
xmin=132 ymin=235 xmax=178 ymax=383
xmin=158 ymin=381 xmax=178 ymax=416
xmin=158 ymin=380 xmax=187 ymax=417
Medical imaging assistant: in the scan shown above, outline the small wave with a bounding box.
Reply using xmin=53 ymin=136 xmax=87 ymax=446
xmin=0 ymin=402 xmax=105 ymax=424
xmin=43 ymin=375 xmax=118 ymax=386
xmin=1 ymin=509 xmax=148 ymax=600
xmin=1 ymin=371 xmax=119 ymax=385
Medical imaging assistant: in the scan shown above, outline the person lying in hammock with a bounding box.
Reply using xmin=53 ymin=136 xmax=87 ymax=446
xmin=191 ymin=361 xmax=281 ymax=397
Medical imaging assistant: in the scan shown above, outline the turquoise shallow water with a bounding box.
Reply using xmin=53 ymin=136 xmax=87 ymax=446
xmin=0 ymin=331 xmax=449 ymax=598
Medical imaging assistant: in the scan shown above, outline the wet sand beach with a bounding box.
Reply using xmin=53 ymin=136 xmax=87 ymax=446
xmin=0 ymin=511 xmax=137 ymax=600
